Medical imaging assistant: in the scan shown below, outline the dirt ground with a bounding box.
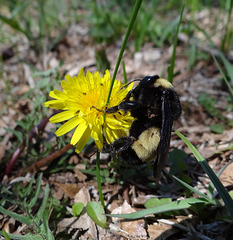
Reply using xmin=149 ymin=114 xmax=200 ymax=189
xmin=0 ymin=6 xmax=233 ymax=240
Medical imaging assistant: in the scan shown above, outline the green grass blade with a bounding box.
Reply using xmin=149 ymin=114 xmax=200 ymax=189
xmin=192 ymin=21 xmax=215 ymax=47
xmin=208 ymin=159 xmax=233 ymax=196
xmin=220 ymin=0 xmax=233 ymax=51
xmin=27 ymin=174 xmax=42 ymax=209
xmin=167 ymin=6 xmax=184 ymax=83
xmin=172 ymin=175 xmax=214 ymax=202
xmin=98 ymin=0 xmax=142 ymax=210
xmin=0 ymin=232 xmax=44 ymax=240
xmin=22 ymin=176 xmax=34 ymax=198
xmin=122 ymin=61 xmax=127 ymax=84
xmin=175 ymin=131 xmax=233 ymax=218
xmin=219 ymin=53 xmax=233 ymax=86
xmin=106 ymin=0 xmax=142 ymax=106
xmin=0 ymin=14 xmax=30 ymax=39
xmin=0 ymin=206 xmax=31 ymax=225
xmin=96 ymin=152 xmax=105 ymax=209
xmin=214 ymin=54 xmax=233 ymax=98
xmin=1 ymin=229 xmax=10 ymax=240
xmin=41 ymin=207 xmax=55 ymax=240
xmin=107 ymin=198 xmax=207 ymax=219
xmin=35 ymin=183 xmax=50 ymax=225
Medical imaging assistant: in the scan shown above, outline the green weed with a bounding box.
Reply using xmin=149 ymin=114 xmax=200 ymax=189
xmin=0 ymin=174 xmax=54 ymax=239
xmin=0 ymin=0 xmax=77 ymax=53
xmin=3 ymin=65 xmax=67 ymax=171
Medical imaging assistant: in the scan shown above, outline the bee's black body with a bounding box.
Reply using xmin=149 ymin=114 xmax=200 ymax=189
xmin=106 ymin=75 xmax=181 ymax=180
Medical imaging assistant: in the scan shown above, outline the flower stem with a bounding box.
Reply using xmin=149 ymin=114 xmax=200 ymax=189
xmin=96 ymin=152 xmax=105 ymax=208
xmin=99 ymin=0 xmax=143 ymax=208
xmin=106 ymin=0 xmax=143 ymax=106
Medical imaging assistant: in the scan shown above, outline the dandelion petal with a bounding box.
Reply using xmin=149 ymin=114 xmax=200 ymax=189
xmin=55 ymin=116 xmax=82 ymax=136
xmin=44 ymin=100 xmax=65 ymax=109
xmin=50 ymin=111 xmax=76 ymax=123
xmin=75 ymin=127 xmax=91 ymax=153
xmin=71 ymin=120 xmax=89 ymax=146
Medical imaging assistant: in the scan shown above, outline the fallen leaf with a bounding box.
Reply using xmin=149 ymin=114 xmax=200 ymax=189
xmin=111 ymin=200 xmax=147 ymax=238
xmin=74 ymin=164 xmax=87 ymax=182
xmin=147 ymin=222 xmax=178 ymax=240
xmin=74 ymin=187 xmax=90 ymax=206
xmin=219 ymin=162 xmax=233 ymax=187
xmin=57 ymin=215 xmax=98 ymax=239
xmin=54 ymin=182 xmax=79 ymax=199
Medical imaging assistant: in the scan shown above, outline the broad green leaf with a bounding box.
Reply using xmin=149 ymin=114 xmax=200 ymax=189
xmin=145 ymin=198 xmax=171 ymax=208
xmin=168 ymin=148 xmax=188 ymax=174
xmin=86 ymin=201 xmax=107 ymax=229
xmin=210 ymin=123 xmax=225 ymax=134
xmin=108 ymin=198 xmax=207 ymax=219
xmin=72 ymin=202 xmax=84 ymax=216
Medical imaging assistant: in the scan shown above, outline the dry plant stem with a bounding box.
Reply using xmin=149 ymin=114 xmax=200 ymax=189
xmin=123 ymin=185 xmax=130 ymax=204
xmin=4 ymin=113 xmax=56 ymax=176
xmin=25 ymin=143 xmax=73 ymax=172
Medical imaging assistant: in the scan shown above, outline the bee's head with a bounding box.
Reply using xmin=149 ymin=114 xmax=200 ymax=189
xmin=139 ymin=75 xmax=173 ymax=90
xmin=139 ymin=75 xmax=160 ymax=87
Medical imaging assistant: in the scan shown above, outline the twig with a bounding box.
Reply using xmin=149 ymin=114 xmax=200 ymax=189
xmin=25 ymin=143 xmax=73 ymax=172
xmin=4 ymin=114 xmax=55 ymax=176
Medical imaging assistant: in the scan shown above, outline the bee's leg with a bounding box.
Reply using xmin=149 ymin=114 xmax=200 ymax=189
xmin=111 ymin=137 xmax=135 ymax=152
xmin=167 ymin=88 xmax=181 ymax=119
xmin=153 ymin=89 xmax=173 ymax=181
xmin=91 ymin=106 xmax=104 ymax=112
xmin=105 ymin=101 xmax=139 ymax=114
xmin=110 ymin=137 xmax=143 ymax=164
xmin=104 ymin=105 xmax=120 ymax=113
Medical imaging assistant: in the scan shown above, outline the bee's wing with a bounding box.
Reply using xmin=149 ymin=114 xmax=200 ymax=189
xmin=153 ymin=89 xmax=173 ymax=181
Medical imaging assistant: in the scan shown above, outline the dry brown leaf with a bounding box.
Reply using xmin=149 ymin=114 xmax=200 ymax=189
xmin=198 ymin=129 xmax=233 ymax=159
xmin=219 ymin=162 xmax=233 ymax=187
xmin=53 ymin=182 xmax=79 ymax=199
xmin=74 ymin=187 xmax=90 ymax=205
xmin=15 ymin=85 xmax=30 ymax=95
xmin=147 ymin=222 xmax=178 ymax=240
xmin=57 ymin=187 xmax=106 ymax=239
xmin=74 ymin=164 xmax=87 ymax=182
xmin=0 ymin=142 xmax=6 ymax=162
xmin=111 ymin=200 xmax=147 ymax=239
xmin=57 ymin=215 xmax=98 ymax=240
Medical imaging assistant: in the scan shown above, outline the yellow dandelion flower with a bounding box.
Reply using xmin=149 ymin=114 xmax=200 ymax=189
xmin=44 ymin=68 xmax=134 ymax=153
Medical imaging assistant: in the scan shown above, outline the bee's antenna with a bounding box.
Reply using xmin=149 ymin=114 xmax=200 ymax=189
xmin=120 ymin=78 xmax=141 ymax=90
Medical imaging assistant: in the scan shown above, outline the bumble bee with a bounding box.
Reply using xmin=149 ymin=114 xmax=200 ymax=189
xmin=104 ymin=75 xmax=181 ymax=181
